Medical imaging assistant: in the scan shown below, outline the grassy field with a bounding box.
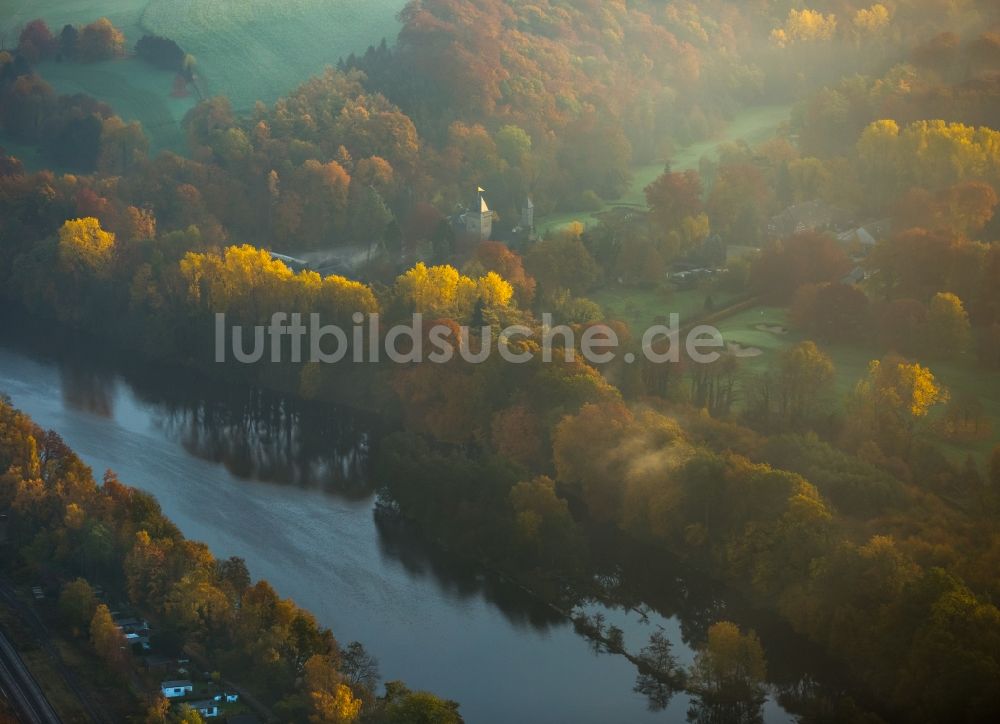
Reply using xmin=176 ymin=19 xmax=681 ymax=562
xmin=711 ymin=306 xmax=876 ymax=399
xmin=593 ymin=285 xmax=744 ymax=332
xmin=38 ymin=58 xmax=195 ymax=153
xmin=3 ymin=4 xmax=784 ymax=186
xmin=537 ymin=104 xmax=793 ymax=235
xmin=140 ymin=0 xmax=406 ymax=111
xmin=2 ymin=0 xmax=407 ymax=153
xmin=713 ymin=306 xmax=1000 ymax=462
xmin=2 ymin=0 xmax=149 ymax=39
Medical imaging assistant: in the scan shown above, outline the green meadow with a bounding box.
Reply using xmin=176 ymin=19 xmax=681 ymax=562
xmin=593 ymin=285 xmax=744 ymax=330
xmin=714 ymin=306 xmax=1000 ymax=462
xmin=538 ymin=104 xmax=793 ymax=235
xmin=37 ymin=58 xmax=195 ymax=153
xmin=2 ymin=0 xmax=407 ymax=153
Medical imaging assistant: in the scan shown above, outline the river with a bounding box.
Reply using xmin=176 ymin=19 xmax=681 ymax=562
xmin=0 ymin=315 xmax=801 ymax=723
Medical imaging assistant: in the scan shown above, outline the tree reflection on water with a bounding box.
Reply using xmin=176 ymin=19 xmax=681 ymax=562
xmin=150 ymin=388 xmax=375 ymax=498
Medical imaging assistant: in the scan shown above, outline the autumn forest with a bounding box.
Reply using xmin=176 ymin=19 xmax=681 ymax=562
xmin=2 ymin=1 xmax=1000 ymax=723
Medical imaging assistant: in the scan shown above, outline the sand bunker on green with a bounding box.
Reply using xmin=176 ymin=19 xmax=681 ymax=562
xmin=755 ymin=323 xmax=789 ymax=335
xmin=725 ymin=342 xmax=764 ymax=358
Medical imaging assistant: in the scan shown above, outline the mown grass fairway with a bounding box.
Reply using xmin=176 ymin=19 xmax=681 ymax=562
xmin=594 ymin=285 xmax=744 ymax=330
xmin=714 ymin=306 xmax=1000 ymax=462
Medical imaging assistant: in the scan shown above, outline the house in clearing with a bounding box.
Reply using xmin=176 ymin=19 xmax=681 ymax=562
xmin=841 ymin=266 xmax=869 ymax=285
xmin=837 ymin=218 xmax=892 ymax=256
xmin=186 ymin=700 xmax=220 ymax=718
xmin=114 ymin=614 xmax=151 ymax=650
xmin=161 ymin=680 xmax=194 ymax=698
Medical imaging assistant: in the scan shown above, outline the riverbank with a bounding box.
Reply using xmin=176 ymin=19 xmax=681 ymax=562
xmin=0 ymin=396 xmax=399 ymax=721
xmin=0 ymin=316 xmax=697 ymax=722
xmin=1 ymin=306 xmax=870 ymax=723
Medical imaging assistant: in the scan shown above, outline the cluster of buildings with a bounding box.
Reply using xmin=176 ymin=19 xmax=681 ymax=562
xmin=143 ymin=649 xmax=253 ymax=721
xmin=669 ymin=265 xmax=725 ymax=289
xmin=112 ymin=611 xmax=151 ymax=651
xmin=767 ymin=200 xmax=890 ymax=250
xmin=159 ymin=678 xmax=246 ymax=720
xmin=767 ymin=199 xmax=892 ymax=285
xmin=453 ymin=188 xmax=536 ymax=245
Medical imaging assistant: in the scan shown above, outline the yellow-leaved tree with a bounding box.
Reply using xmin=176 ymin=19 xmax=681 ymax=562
xmin=847 ymin=356 xmax=949 ymax=454
xmin=927 ymin=292 xmax=972 ymax=358
xmin=90 ymin=603 xmax=126 ymax=668
xmin=180 ymin=244 xmax=381 ymax=328
xmin=476 ymin=270 xmax=514 ymax=309
xmin=771 ymin=9 xmax=838 ymax=47
xmin=857 ymin=120 xmax=1000 ymax=207
xmin=853 ymin=4 xmax=891 ymax=35
xmin=394 ymin=262 xmax=513 ymax=321
xmin=304 ymin=654 xmax=362 ymax=723
xmin=58 ymin=217 xmax=116 ymax=277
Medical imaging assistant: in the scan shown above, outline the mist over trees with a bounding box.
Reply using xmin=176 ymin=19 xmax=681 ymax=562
xmin=1 ymin=0 xmax=1000 ymax=721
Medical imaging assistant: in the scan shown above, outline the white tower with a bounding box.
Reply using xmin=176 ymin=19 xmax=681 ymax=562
xmin=465 ymin=188 xmax=493 ymax=241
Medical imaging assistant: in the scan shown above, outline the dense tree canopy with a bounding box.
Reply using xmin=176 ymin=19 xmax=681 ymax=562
xmin=2 ymin=2 xmax=1000 ymax=721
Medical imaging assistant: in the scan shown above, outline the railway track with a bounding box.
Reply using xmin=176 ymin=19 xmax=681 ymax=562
xmin=0 ymin=579 xmax=113 ymax=724
xmin=0 ymin=628 xmax=60 ymax=724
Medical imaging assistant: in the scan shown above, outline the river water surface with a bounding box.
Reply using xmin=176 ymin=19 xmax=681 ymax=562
xmin=0 ymin=319 xmax=799 ymax=723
